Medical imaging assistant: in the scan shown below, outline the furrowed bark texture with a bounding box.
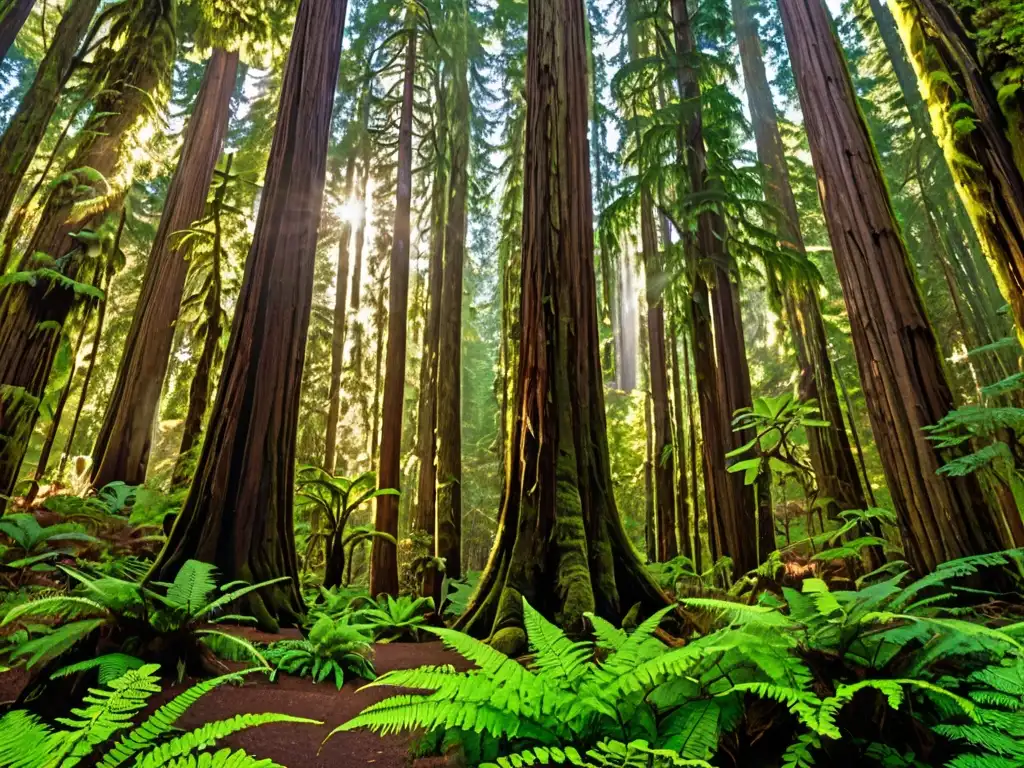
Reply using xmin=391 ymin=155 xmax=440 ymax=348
xmin=670 ymin=0 xmax=762 ymax=572
xmin=732 ymin=0 xmax=865 ymax=514
xmin=888 ymin=0 xmax=1024 ymax=345
xmin=371 ymin=20 xmax=416 ymax=598
xmin=436 ymin=23 xmax=469 ymax=581
xmin=457 ymin=0 xmax=666 ymax=651
xmin=780 ymin=0 xmax=1008 ymax=572
xmin=0 ymin=0 xmax=99 ymax=229
xmin=0 ymin=1 xmax=173 ymax=513
xmin=92 ymin=47 xmax=238 ymax=488
xmin=152 ymin=0 xmax=346 ymax=627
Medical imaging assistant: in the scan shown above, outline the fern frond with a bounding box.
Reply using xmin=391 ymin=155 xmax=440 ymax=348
xmin=52 ymin=654 xmax=145 ymax=684
xmin=0 ymin=710 xmax=65 ymax=768
xmin=165 ymin=560 xmax=218 ymax=613
xmin=523 ymin=600 xmax=593 ymax=691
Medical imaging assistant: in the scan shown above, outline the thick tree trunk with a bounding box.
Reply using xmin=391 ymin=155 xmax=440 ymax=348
xmin=888 ymin=0 xmax=1024 ymax=345
xmin=456 ymin=0 xmax=666 ymax=650
xmin=324 ymin=152 xmax=356 ymax=475
xmin=0 ymin=0 xmax=33 ymax=62
xmin=0 ymin=2 xmax=172 ymax=513
xmin=91 ymin=48 xmax=238 ymax=488
xmin=669 ymin=0 xmax=761 ymax=573
xmin=732 ymin=0 xmax=866 ymax=515
xmin=436 ymin=27 xmax=468 ymax=582
xmin=0 ymin=0 xmax=99 ymax=229
xmin=371 ymin=20 xmax=416 ymax=598
xmin=412 ymin=82 xmax=446 ymax=542
xmin=779 ymin=0 xmax=1008 ymax=573
xmin=151 ymin=0 xmax=346 ymax=628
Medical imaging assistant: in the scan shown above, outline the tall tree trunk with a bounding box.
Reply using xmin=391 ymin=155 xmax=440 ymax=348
xmin=347 ymin=88 xmax=372 ymax=382
xmin=682 ymin=327 xmax=701 ymax=571
xmin=0 ymin=0 xmax=174 ymax=513
xmin=27 ymin=309 xmax=90 ymax=499
xmin=888 ymin=0 xmax=1024 ymax=344
xmin=456 ymin=0 xmax=665 ymax=650
xmin=641 ymin=308 xmax=656 ymax=562
xmin=732 ymin=0 xmax=866 ymax=515
xmin=436 ymin=19 xmax=468 ymax=582
xmin=0 ymin=0 xmax=99 ymax=230
xmin=0 ymin=0 xmax=33 ymax=62
xmin=669 ymin=311 xmax=691 ymax=559
xmin=59 ymin=263 xmax=113 ymax=477
xmin=669 ymin=0 xmax=761 ymax=573
xmin=91 ymin=47 xmax=238 ymax=488
xmin=324 ymin=152 xmax=356 ymax=474
xmin=779 ymin=0 xmax=1009 ymax=573
xmin=151 ymin=0 xmax=346 ymax=628
xmin=371 ymin=19 xmax=416 ymax=598
xmin=170 ymin=155 xmax=232 ymax=491
xmin=412 ymin=77 xmax=447 ymax=550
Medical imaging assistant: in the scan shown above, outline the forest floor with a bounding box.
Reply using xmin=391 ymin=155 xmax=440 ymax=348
xmin=0 ymin=636 xmax=471 ymax=768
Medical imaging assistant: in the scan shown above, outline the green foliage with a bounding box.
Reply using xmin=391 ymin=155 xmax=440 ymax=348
xmin=0 ymin=664 xmax=320 ymax=767
xmin=347 ymin=593 xmax=434 ymax=642
xmin=264 ymin=615 xmax=376 ymax=689
xmin=336 ymin=551 xmax=1024 ymax=766
xmin=0 ymin=560 xmax=283 ymax=676
xmin=0 ymin=514 xmax=96 ymax=572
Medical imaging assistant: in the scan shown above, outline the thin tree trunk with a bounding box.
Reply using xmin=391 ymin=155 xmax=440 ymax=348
xmin=151 ymin=0 xmax=347 ymax=628
xmin=0 ymin=0 xmax=33 ymax=62
xmin=324 ymin=152 xmax=356 ymax=474
xmin=59 ymin=262 xmax=114 ymax=477
xmin=779 ymin=0 xmax=1009 ymax=573
xmin=669 ymin=0 xmax=760 ymax=573
xmin=0 ymin=0 xmax=99 ymax=230
xmin=436 ymin=15 xmax=468 ymax=582
xmin=457 ymin=0 xmax=666 ymax=649
xmin=412 ymin=76 xmax=447 ymax=545
xmin=682 ymin=326 xmax=701 ymax=571
xmin=91 ymin=47 xmax=238 ymax=488
xmin=347 ymin=88 xmax=372 ymax=381
xmin=0 ymin=1 xmax=173 ymax=513
xmin=372 ymin=18 xmax=417 ymax=598
xmin=732 ymin=0 xmax=866 ymax=515
xmin=669 ymin=311 xmax=690 ymax=559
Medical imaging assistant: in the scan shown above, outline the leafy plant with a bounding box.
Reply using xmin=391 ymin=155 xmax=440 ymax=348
xmin=294 ymin=467 xmax=398 ymax=587
xmin=348 ymin=593 xmax=434 ymax=642
xmin=1 ymin=559 xmax=283 ymax=678
xmin=0 ymin=514 xmax=96 ymax=579
xmin=335 ymin=550 xmax=1024 ymax=767
xmin=0 ymin=664 xmax=320 ymax=767
xmin=264 ymin=615 xmax=376 ymax=689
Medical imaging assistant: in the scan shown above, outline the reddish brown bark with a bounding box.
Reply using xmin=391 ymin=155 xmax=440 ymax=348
xmin=457 ymin=0 xmax=665 ymax=647
xmin=732 ymin=0 xmax=865 ymax=515
xmin=91 ymin=48 xmax=238 ymax=488
xmin=412 ymin=77 xmax=447 ymax=542
xmin=371 ymin=19 xmax=417 ymax=598
xmin=669 ymin=0 xmax=762 ymax=573
xmin=436 ymin=41 xmax=468 ymax=581
xmin=151 ymin=0 xmax=347 ymax=628
xmin=0 ymin=1 xmax=173 ymax=513
xmin=324 ymin=152 xmax=356 ymax=475
xmin=0 ymin=0 xmax=99 ymax=229
xmin=669 ymin=313 xmax=691 ymax=559
xmin=779 ymin=0 xmax=1008 ymax=573
xmin=0 ymin=0 xmax=33 ymax=62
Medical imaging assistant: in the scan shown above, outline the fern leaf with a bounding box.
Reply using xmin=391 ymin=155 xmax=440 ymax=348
xmin=523 ymin=599 xmax=592 ymax=691
xmin=165 ymin=560 xmax=218 ymax=613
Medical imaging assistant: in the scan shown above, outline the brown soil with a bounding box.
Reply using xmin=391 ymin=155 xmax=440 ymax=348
xmin=2 ymin=640 xmax=472 ymax=768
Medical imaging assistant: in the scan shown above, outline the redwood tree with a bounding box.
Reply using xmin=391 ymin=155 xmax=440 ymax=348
xmin=436 ymin=5 xmax=469 ymax=582
xmin=0 ymin=0 xmax=175 ymax=514
xmin=0 ymin=0 xmax=33 ymax=62
xmin=731 ymin=0 xmax=865 ymax=514
xmin=0 ymin=0 xmax=99 ymax=229
xmin=779 ymin=0 xmax=1010 ymax=573
xmin=151 ymin=0 xmax=347 ymax=627
xmin=456 ymin=0 xmax=665 ymax=650
xmin=91 ymin=47 xmax=239 ymax=488
xmin=887 ymin=0 xmax=1024 ymax=343
xmin=371 ymin=15 xmax=416 ymax=598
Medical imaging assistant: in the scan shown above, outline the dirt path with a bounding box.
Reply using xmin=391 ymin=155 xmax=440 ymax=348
xmin=170 ymin=641 xmax=470 ymax=767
